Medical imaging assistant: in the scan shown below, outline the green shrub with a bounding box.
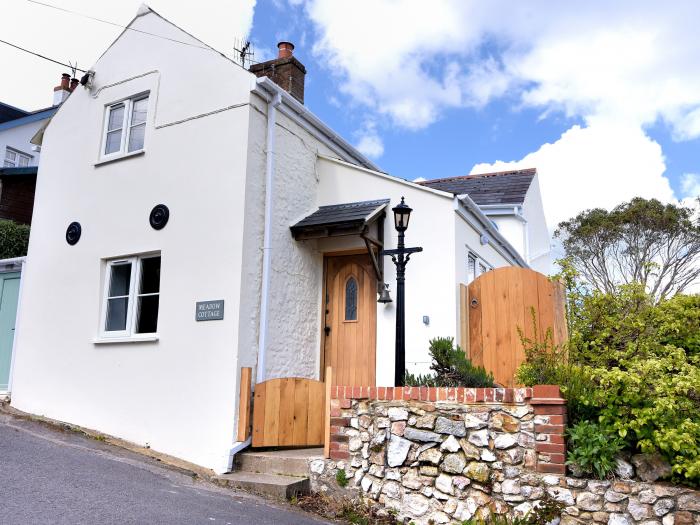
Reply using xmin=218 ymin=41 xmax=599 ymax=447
xmin=405 ymin=337 xmax=494 ymax=387
xmin=515 ymin=313 xmax=598 ymax=425
xmin=566 ymin=421 xmax=624 ymax=479
xmin=589 ymin=348 xmax=700 ymax=484
xmin=0 ymin=219 xmax=29 ymax=259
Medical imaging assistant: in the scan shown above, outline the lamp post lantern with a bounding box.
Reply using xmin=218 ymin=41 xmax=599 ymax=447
xmin=381 ymin=197 xmax=422 ymax=386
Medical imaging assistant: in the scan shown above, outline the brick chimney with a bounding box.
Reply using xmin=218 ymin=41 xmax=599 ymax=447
xmin=249 ymin=42 xmax=307 ymax=104
xmin=53 ymin=73 xmax=71 ymax=106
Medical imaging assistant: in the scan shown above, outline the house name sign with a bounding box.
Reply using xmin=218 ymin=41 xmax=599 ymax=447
xmin=196 ymin=300 xmax=224 ymax=321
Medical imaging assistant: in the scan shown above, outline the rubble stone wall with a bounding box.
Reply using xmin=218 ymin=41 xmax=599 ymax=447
xmin=309 ymin=385 xmax=700 ymax=525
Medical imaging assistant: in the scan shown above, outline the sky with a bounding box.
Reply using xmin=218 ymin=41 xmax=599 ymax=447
xmin=2 ymin=0 xmax=700 ymax=232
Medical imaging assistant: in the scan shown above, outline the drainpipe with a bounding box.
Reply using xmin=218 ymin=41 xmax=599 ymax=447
xmin=256 ymin=92 xmax=282 ymax=385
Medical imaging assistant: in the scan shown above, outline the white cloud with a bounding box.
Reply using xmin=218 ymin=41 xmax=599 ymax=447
xmin=302 ymin=1 xmax=700 ymax=137
xmin=299 ymin=1 xmax=700 ymax=227
xmin=471 ymin=121 xmax=674 ymax=229
xmin=1 ymin=0 xmax=256 ymax=109
xmin=681 ymin=173 xmax=700 ymax=199
xmin=356 ymin=122 xmax=384 ymax=159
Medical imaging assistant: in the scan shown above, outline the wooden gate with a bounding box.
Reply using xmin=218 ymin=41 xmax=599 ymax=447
xmin=461 ymin=267 xmax=567 ymax=387
xmin=251 ymin=376 xmax=326 ymax=448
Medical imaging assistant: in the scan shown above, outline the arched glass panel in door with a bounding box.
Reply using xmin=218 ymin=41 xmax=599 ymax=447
xmin=345 ymin=276 xmax=358 ymax=321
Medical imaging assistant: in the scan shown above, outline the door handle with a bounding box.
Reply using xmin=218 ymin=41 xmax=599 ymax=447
xmin=324 ymin=326 xmax=331 ymax=336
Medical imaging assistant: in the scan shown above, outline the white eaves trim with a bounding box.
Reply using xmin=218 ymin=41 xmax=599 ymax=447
xmin=253 ymin=78 xmax=382 ymax=172
xmin=455 ymin=194 xmax=528 ymax=268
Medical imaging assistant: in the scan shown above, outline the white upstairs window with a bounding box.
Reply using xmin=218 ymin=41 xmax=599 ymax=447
xmin=101 ymin=254 xmax=160 ymax=338
xmin=102 ymin=94 xmax=149 ymax=158
xmin=467 ymin=251 xmax=492 ymax=283
xmin=4 ymin=147 xmax=31 ymax=168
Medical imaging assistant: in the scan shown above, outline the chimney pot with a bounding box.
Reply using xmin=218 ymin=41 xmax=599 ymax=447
xmin=69 ymin=78 xmax=79 ymax=92
xmin=53 ymin=73 xmax=73 ymax=105
xmin=277 ymin=41 xmax=294 ymax=59
xmin=249 ymin=42 xmax=306 ymax=104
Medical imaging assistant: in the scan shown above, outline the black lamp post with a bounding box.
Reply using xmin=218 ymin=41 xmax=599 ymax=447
xmin=381 ymin=197 xmax=422 ymax=386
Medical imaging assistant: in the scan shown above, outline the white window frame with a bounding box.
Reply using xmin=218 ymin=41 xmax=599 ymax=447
xmin=467 ymin=249 xmax=493 ymax=283
xmin=100 ymin=93 xmax=149 ymax=160
xmin=4 ymin=147 xmax=32 ymax=168
xmin=99 ymin=254 xmax=160 ymax=340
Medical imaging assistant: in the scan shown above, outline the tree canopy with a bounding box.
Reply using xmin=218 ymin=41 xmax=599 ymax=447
xmin=555 ymin=197 xmax=700 ymax=301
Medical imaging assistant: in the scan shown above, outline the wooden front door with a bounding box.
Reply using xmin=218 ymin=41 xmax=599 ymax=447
xmin=323 ymin=254 xmax=377 ymax=386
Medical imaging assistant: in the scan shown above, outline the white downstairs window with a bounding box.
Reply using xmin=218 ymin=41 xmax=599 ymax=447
xmin=101 ymin=254 xmax=160 ymax=338
xmin=4 ymin=147 xmax=32 ymax=167
xmin=102 ymin=94 xmax=149 ymax=158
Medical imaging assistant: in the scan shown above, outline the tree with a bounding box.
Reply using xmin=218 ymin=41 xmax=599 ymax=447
xmin=555 ymin=197 xmax=700 ymax=301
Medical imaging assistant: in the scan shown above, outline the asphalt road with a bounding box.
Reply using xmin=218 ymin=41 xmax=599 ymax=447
xmin=0 ymin=412 xmax=330 ymax=525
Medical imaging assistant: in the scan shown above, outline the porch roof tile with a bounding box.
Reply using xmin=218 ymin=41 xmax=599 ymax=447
xmin=290 ymin=199 xmax=389 ymax=239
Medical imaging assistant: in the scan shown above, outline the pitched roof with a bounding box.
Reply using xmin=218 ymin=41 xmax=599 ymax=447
xmin=418 ymin=168 xmax=536 ymax=205
xmin=0 ymin=102 xmax=29 ymax=124
xmin=291 ymin=199 xmax=389 ymax=239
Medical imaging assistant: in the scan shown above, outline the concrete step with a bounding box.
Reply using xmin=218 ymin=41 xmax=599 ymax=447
xmin=214 ymin=471 xmax=310 ymax=499
xmin=234 ymin=448 xmax=323 ymax=478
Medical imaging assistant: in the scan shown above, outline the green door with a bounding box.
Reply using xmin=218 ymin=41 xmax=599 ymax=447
xmin=0 ymin=272 xmax=21 ymax=391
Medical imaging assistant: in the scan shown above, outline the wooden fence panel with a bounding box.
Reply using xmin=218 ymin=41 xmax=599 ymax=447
xmin=237 ymin=367 xmax=252 ymax=442
xmin=252 ymin=376 xmax=326 ymax=448
xmin=466 ymin=267 xmax=567 ymax=387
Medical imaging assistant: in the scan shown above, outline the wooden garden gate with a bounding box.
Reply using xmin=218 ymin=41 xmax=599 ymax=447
xmin=250 ymin=376 xmax=327 ymax=448
xmin=460 ymin=267 xmax=567 ymax=387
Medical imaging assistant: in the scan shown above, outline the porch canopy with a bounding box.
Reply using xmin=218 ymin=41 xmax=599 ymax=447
xmin=290 ymin=199 xmax=389 ymax=240
xmin=290 ymin=198 xmax=389 ymax=281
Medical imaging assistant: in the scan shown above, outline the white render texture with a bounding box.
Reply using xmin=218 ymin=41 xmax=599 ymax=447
xmin=9 ymin=6 xmax=534 ymax=473
xmin=10 ymin=10 xmax=254 ymax=471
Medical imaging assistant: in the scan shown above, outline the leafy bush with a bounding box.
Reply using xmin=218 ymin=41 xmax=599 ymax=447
xmin=589 ymin=348 xmax=700 ymax=483
xmin=516 ymin=269 xmax=700 ymax=484
xmin=515 ymin=313 xmax=598 ymax=425
xmin=566 ymin=421 xmax=624 ymax=479
xmin=0 ymin=219 xmax=29 ymax=259
xmin=405 ymin=337 xmax=494 ymax=387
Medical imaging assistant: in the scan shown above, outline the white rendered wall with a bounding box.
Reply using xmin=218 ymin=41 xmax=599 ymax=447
xmin=10 ymin=10 xmax=254 ymax=472
xmin=317 ymin=157 xmax=463 ymax=382
xmin=522 ymin=175 xmax=552 ymax=274
xmin=0 ymin=119 xmax=46 ymax=167
xmin=489 ymin=216 xmax=526 ymax=260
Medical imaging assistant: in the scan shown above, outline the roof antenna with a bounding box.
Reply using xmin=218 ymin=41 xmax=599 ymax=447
xmin=68 ymin=60 xmax=78 ymax=80
xmin=233 ymin=37 xmax=255 ymax=68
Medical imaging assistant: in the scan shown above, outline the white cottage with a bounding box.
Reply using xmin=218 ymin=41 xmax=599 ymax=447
xmin=9 ymin=6 xmax=549 ymax=473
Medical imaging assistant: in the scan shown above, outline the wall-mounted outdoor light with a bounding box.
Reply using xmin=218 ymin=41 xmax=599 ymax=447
xmin=380 ymin=197 xmax=423 ymax=386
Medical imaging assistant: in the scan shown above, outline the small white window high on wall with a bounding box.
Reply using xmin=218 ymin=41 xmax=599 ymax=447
xmin=102 ymin=94 xmax=149 ymax=158
xmin=4 ymin=147 xmax=32 ymax=168
xmin=467 ymin=251 xmax=492 ymax=283
xmin=101 ymin=254 xmax=160 ymax=338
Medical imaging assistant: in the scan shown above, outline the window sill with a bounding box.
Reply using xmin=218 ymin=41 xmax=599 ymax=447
xmin=93 ymin=334 xmax=159 ymax=344
xmin=94 ymin=150 xmax=145 ymax=167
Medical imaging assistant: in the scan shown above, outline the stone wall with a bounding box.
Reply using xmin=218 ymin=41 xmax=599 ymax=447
xmin=309 ymin=385 xmax=700 ymax=525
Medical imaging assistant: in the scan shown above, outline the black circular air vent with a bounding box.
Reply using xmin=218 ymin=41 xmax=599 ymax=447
xmin=149 ymin=204 xmax=170 ymax=230
xmin=66 ymin=222 xmax=82 ymax=245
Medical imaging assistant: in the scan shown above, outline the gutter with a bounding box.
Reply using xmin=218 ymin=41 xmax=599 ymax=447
xmin=253 ymin=78 xmax=380 ymax=172
xmin=454 ymin=195 xmax=528 ymax=268
xmin=256 ymin=92 xmax=282 ymax=385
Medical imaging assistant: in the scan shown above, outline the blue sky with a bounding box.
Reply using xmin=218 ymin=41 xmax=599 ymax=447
xmin=248 ymin=1 xmax=700 ymax=230
xmin=2 ymin=0 xmax=699 ymax=230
